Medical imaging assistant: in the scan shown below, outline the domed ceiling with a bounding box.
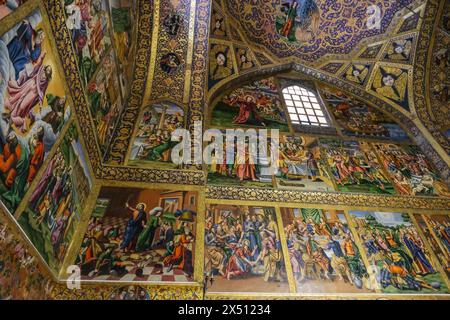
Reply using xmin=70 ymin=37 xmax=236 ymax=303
xmin=224 ymin=0 xmax=415 ymax=63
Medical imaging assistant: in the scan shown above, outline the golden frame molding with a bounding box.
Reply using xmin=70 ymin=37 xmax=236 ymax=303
xmin=205 ymin=186 xmax=450 ymax=212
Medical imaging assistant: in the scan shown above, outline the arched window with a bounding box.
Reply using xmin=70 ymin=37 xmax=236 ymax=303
xmin=282 ymin=85 xmax=330 ymax=127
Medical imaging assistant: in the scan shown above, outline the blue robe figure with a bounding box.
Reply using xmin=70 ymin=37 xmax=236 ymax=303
xmin=7 ymin=21 xmax=42 ymax=80
xmin=306 ymin=223 xmax=315 ymax=235
xmin=364 ymin=238 xmax=379 ymax=256
xmin=243 ymin=220 xmax=259 ymax=260
xmin=278 ymin=0 xmax=319 ymax=41
xmin=120 ymin=207 xmax=146 ymax=251
xmin=403 ymin=235 xmax=435 ymax=274
xmin=326 ymin=239 xmax=345 ymax=258
xmin=439 ymin=227 xmax=450 ymax=252
xmin=294 ymin=0 xmax=319 ymax=29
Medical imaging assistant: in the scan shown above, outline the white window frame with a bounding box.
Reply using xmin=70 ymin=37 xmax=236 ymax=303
xmin=282 ymin=85 xmax=330 ymax=127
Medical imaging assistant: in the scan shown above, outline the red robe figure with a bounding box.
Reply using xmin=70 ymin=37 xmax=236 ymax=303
xmin=164 ymin=228 xmax=194 ymax=277
xmin=0 ymin=132 xmax=22 ymax=187
xmin=232 ymin=95 xmax=266 ymax=126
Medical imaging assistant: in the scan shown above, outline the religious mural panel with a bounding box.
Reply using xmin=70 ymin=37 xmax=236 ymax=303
xmin=16 ymin=122 xmax=92 ymax=272
xmin=86 ymin=49 xmax=122 ymax=153
xmin=205 ymin=204 xmax=289 ymax=293
xmin=207 ymin=131 xmax=274 ymax=189
xmin=274 ymin=135 xmax=334 ymax=192
xmin=349 ymin=211 xmax=449 ymax=294
xmin=0 ymin=9 xmax=72 ymax=213
xmin=0 ymin=0 xmax=27 ymax=20
xmin=0 ymin=213 xmax=53 ymax=299
xmin=372 ymin=143 xmax=450 ymax=197
xmin=319 ymin=139 xmax=395 ymax=195
xmin=76 ymin=187 xmax=197 ymax=283
xmin=64 ymin=0 xmax=112 ymax=88
xmin=319 ymin=85 xmax=409 ymax=141
xmin=413 ymin=214 xmax=450 ymax=279
xmin=129 ymin=102 xmax=184 ymax=168
xmin=109 ymin=0 xmax=135 ymax=97
xmin=275 ymin=0 xmax=320 ymax=43
xmin=210 ymin=77 xmax=289 ymax=131
xmin=281 ymin=207 xmax=373 ymax=293
xmin=108 ymin=285 xmax=151 ymax=300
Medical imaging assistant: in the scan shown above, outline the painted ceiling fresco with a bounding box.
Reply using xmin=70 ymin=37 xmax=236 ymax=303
xmin=224 ymin=0 xmax=414 ymax=62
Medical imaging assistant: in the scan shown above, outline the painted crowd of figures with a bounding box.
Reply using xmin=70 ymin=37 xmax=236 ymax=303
xmin=16 ymin=123 xmax=92 ymax=271
xmin=207 ymin=135 xmax=450 ymax=198
xmin=204 ymin=207 xmax=450 ymax=294
xmin=0 ymin=11 xmax=71 ymax=213
xmin=76 ymin=189 xmax=196 ymax=282
xmin=64 ymin=0 xmax=135 ymax=152
xmin=350 ymin=211 xmax=448 ymax=293
xmin=0 ymin=215 xmax=53 ymax=299
xmin=414 ymin=214 xmax=450 ymax=279
xmin=205 ymin=205 xmax=288 ymax=293
xmin=283 ymin=208 xmax=370 ymax=293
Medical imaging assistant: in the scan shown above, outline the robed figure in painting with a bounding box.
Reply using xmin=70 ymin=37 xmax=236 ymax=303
xmin=277 ymin=0 xmax=320 ymax=42
xmin=402 ymin=233 xmax=435 ymax=275
xmin=224 ymin=239 xmax=257 ymax=280
xmin=120 ymin=202 xmax=147 ymax=252
xmin=232 ymin=95 xmax=266 ymax=127
xmin=1 ymin=132 xmax=30 ymax=209
xmin=7 ymin=20 xmax=44 ymax=80
xmin=5 ymin=52 xmax=52 ymax=132
xmin=163 ymin=227 xmax=195 ymax=277
xmin=135 ymin=207 xmax=163 ymax=252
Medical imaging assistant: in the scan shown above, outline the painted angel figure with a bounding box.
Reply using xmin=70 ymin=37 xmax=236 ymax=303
xmin=373 ymin=67 xmax=408 ymax=104
xmin=386 ymin=39 xmax=412 ymax=60
xmin=345 ymin=65 xmax=369 ymax=85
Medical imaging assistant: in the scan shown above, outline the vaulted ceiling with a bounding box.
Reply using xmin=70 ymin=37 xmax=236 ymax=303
xmin=206 ymin=0 xmax=449 ymax=180
xmin=224 ymin=0 xmax=415 ymax=63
